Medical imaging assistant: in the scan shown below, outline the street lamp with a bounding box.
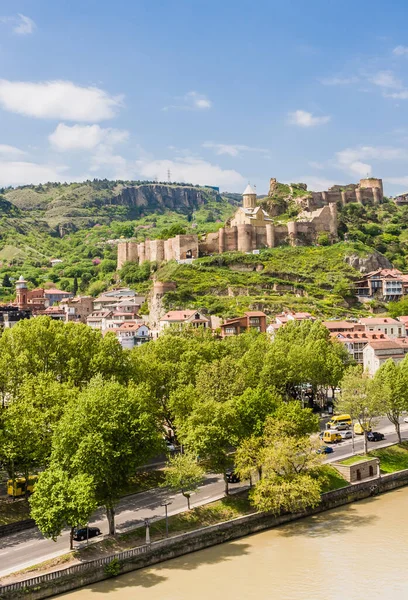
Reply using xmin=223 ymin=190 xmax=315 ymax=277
xmin=160 ymin=499 xmax=172 ymax=538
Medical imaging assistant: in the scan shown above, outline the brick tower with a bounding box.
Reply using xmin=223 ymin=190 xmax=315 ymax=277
xmin=16 ymin=275 xmax=28 ymax=309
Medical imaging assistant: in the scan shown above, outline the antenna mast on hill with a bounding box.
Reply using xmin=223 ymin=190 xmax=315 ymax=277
xmin=167 ymin=169 xmax=171 ymax=183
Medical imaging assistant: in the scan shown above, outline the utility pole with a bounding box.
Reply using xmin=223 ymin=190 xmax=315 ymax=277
xmin=144 ymin=518 xmax=151 ymax=545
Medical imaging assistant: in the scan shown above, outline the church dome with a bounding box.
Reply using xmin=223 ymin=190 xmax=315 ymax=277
xmin=243 ymin=184 xmax=256 ymax=196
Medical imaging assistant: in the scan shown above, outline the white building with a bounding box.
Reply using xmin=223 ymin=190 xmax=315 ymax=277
xmin=363 ymin=339 xmax=408 ymax=375
xmin=115 ymin=322 xmax=150 ymax=349
xmin=358 ymin=317 xmax=406 ymax=339
xmin=159 ymin=310 xmax=210 ymax=333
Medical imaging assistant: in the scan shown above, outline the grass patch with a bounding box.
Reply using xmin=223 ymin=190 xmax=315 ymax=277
xmin=320 ymin=465 xmax=348 ymax=492
xmin=369 ymin=442 xmax=408 ymax=473
xmin=0 ymin=498 xmax=30 ymax=526
xmin=339 ymin=455 xmax=368 ymax=466
xmin=120 ymin=470 xmax=165 ymax=495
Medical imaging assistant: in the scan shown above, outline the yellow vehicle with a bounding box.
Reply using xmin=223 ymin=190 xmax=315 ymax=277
xmin=326 ymin=414 xmax=352 ymax=430
xmin=354 ymin=423 xmax=372 ymax=435
xmin=7 ymin=476 xmax=38 ymax=497
xmin=323 ymin=430 xmax=342 ymax=444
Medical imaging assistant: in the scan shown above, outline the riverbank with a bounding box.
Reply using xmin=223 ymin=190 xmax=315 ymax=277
xmin=2 ymin=467 xmax=408 ymax=600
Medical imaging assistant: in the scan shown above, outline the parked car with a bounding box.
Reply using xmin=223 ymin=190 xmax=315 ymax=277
xmin=73 ymin=527 xmax=101 ymax=542
xmin=404 ymin=417 xmax=408 ymax=423
xmin=367 ymin=431 xmax=385 ymax=442
xmin=330 ymin=421 xmax=351 ymax=431
xmin=317 ymin=445 xmax=334 ymax=454
xmin=225 ymin=468 xmax=240 ymax=483
xmin=165 ymin=441 xmax=176 ymax=452
xmin=338 ymin=430 xmax=353 ymax=440
xmin=323 ymin=431 xmax=342 ymax=444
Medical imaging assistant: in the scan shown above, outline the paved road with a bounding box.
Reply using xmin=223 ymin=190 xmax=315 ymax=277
xmin=0 ymin=474 xmax=246 ymax=579
xmin=1 ymin=417 xmax=406 ymax=579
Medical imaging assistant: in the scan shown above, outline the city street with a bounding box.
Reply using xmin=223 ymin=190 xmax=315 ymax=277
xmin=0 ymin=417 xmax=407 ymax=580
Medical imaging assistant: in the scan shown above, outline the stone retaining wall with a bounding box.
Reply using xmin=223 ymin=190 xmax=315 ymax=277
xmin=2 ymin=469 xmax=408 ymax=600
xmin=0 ymin=519 xmax=35 ymax=538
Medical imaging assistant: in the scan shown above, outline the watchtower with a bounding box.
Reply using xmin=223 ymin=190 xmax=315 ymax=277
xmin=242 ymin=184 xmax=257 ymax=209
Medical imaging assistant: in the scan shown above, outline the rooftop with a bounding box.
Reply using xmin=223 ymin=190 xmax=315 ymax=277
xmin=243 ymin=184 xmax=256 ymax=196
xmin=359 ymin=317 xmax=400 ymax=325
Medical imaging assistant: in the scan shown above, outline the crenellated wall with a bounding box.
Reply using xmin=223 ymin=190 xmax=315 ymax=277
xmin=117 ymin=202 xmax=338 ymax=268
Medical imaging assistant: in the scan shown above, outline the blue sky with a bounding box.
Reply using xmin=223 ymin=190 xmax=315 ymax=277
xmin=2 ymin=0 xmax=408 ymax=194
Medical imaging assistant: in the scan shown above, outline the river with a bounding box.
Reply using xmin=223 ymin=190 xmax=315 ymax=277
xmin=60 ymin=487 xmax=408 ymax=600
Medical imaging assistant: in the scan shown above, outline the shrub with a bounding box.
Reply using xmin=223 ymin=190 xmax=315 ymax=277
xmin=104 ymin=558 xmax=122 ymax=577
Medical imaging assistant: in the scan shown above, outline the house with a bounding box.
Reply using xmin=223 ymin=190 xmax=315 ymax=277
xmin=0 ymin=305 xmax=31 ymax=328
xmin=86 ymin=311 xmax=112 ymax=330
xmin=41 ymin=306 xmax=66 ymax=321
xmin=332 ymin=332 xmax=390 ymax=364
xmin=323 ymin=320 xmax=364 ymax=334
xmin=115 ymin=322 xmax=150 ymax=349
xmin=60 ymin=296 xmax=94 ymax=323
xmin=50 ymin=258 xmax=63 ymax=267
xmin=220 ymin=311 xmax=267 ymax=337
xmin=354 ymin=269 xmax=405 ymax=302
xmin=363 ymin=339 xmax=408 ymax=375
xmin=159 ymin=310 xmax=210 ymax=332
xmin=358 ymin=317 xmax=406 ymax=339
xmin=275 ymin=312 xmax=314 ymax=326
xmin=43 ymin=288 xmax=73 ymax=306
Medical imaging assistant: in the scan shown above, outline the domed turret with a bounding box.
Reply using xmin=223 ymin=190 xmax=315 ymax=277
xmin=242 ymin=183 xmax=257 ymax=209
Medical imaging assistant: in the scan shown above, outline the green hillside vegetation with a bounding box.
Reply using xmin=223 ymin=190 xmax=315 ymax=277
xmin=0 ymin=181 xmax=237 ymax=298
xmin=152 ymin=242 xmax=371 ymax=318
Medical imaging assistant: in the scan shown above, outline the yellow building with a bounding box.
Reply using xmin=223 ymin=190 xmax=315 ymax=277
xmin=229 ymin=184 xmax=273 ymax=227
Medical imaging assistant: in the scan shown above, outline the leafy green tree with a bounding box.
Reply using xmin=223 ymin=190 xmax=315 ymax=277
xmin=336 ymin=366 xmax=383 ymax=454
xmin=388 ymin=298 xmax=408 ymax=318
xmin=163 ymin=453 xmax=205 ymax=509
xmin=235 ymin=435 xmax=264 ymax=483
xmin=51 ymin=377 xmax=161 ymax=534
xmin=87 ymin=280 xmax=108 ymax=297
xmin=30 ymin=467 xmax=97 ymax=549
xmin=374 ymin=358 xmax=407 ymax=443
xmin=72 ymin=276 xmax=78 ymax=296
xmin=264 ymin=401 xmax=319 ymax=439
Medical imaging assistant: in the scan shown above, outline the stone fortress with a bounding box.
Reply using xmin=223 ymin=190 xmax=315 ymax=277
xmin=117 ymin=177 xmax=384 ymax=269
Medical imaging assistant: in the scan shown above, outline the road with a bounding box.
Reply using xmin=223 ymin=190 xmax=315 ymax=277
xmin=1 ymin=416 xmax=407 ymax=579
xmin=0 ymin=474 xmax=246 ymax=579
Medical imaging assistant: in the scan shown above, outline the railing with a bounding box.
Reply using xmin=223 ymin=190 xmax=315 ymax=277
xmin=0 ymin=543 xmax=149 ymax=594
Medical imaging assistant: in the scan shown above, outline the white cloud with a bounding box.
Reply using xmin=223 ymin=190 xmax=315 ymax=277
xmin=0 ymin=80 xmax=123 ymax=122
xmin=308 ymin=161 xmax=325 ymax=170
xmin=14 ymin=14 xmax=36 ymax=35
xmin=135 ymin=157 xmax=245 ymax=190
xmin=202 ymin=142 xmax=269 ymax=156
xmin=336 ymin=145 xmax=408 ymax=178
xmin=49 ymin=123 xmax=128 ymax=151
xmin=163 ymin=91 xmax=212 ymax=111
xmin=0 ymin=144 xmax=26 ymax=158
xmin=288 ymin=110 xmax=330 ymax=127
xmin=0 ymin=161 xmax=69 ymax=187
xmin=369 ymin=71 xmax=402 ymax=89
xmin=393 ymin=46 xmax=408 ymax=56
xmin=385 ymin=90 xmax=408 ymax=99
xmin=320 ymin=76 xmax=359 ymax=86
xmin=0 ymin=14 xmax=36 ymax=35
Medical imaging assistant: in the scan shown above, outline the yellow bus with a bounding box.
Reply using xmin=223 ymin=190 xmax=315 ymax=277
xmin=7 ymin=475 xmax=38 ymax=497
xmin=326 ymin=414 xmax=352 ymax=430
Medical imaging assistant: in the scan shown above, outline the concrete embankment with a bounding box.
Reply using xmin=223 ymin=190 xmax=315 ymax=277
xmin=2 ymin=468 xmax=408 ymax=600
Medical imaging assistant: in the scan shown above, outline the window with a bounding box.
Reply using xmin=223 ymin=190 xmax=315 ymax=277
xmin=391 ymin=328 xmax=394 ymax=334
xmin=249 ymin=317 xmax=260 ymax=325
xmin=225 ymin=327 xmax=236 ymax=334
xmin=399 ymin=328 xmax=402 ymax=336
xmin=384 ymin=328 xmax=388 ymax=334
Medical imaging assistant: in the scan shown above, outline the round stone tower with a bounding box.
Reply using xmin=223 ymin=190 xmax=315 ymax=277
xmin=16 ymin=275 xmax=28 ymax=309
xmin=242 ymin=184 xmax=257 ymax=209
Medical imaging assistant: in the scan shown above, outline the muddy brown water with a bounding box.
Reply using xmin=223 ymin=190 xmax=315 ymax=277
xmin=60 ymin=487 xmax=408 ymax=599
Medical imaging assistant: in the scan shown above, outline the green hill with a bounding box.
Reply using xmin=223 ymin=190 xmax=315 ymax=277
xmin=151 ymin=243 xmax=379 ymax=319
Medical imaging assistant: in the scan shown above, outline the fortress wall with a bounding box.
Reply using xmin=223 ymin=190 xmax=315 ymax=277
xmin=164 ymin=238 xmax=175 ymax=262
xmin=149 ymin=239 xmax=165 ymax=263
xmin=173 ymin=234 xmax=199 ymax=261
xmin=199 ymin=232 xmax=219 ymax=255
xmin=274 ymin=225 xmax=289 ymax=245
xmin=255 ymin=226 xmax=268 ymax=249
xmin=237 ymin=224 xmax=253 ymax=252
xmin=360 ymin=178 xmax=383 ymax=193
xmin=225 ymin=226 xmax=238 ymax=251
xmin=117 ymin=241 xmax=138 ymax=270
xmin=138 ymin=242 xmax=146 ymax=264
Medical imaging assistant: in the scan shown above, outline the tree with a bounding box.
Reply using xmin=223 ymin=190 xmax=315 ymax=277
xmin=30 ymin=467 xmax=97 ymax=549
xmin=388 ymin=298 xmax=408 ymax=318
xmin=50 ymin=377 xmax=161 ymax=535
xmin=336 ymin=366 xmax=383 ymax=454
xmin=235 ymin=435 xmax=264 ymax=484
xmin=2 ymin=273 xmax=11 ymax=288
xmin=163 ymin=454 xmax=205 ymax=509
xmin=250 ymin=435 xmax=323 ymax=514
xmin=72 ymin=276 xmax=78 ymax=296
xmin=374 ymin=358 xmax=407 ymax=443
